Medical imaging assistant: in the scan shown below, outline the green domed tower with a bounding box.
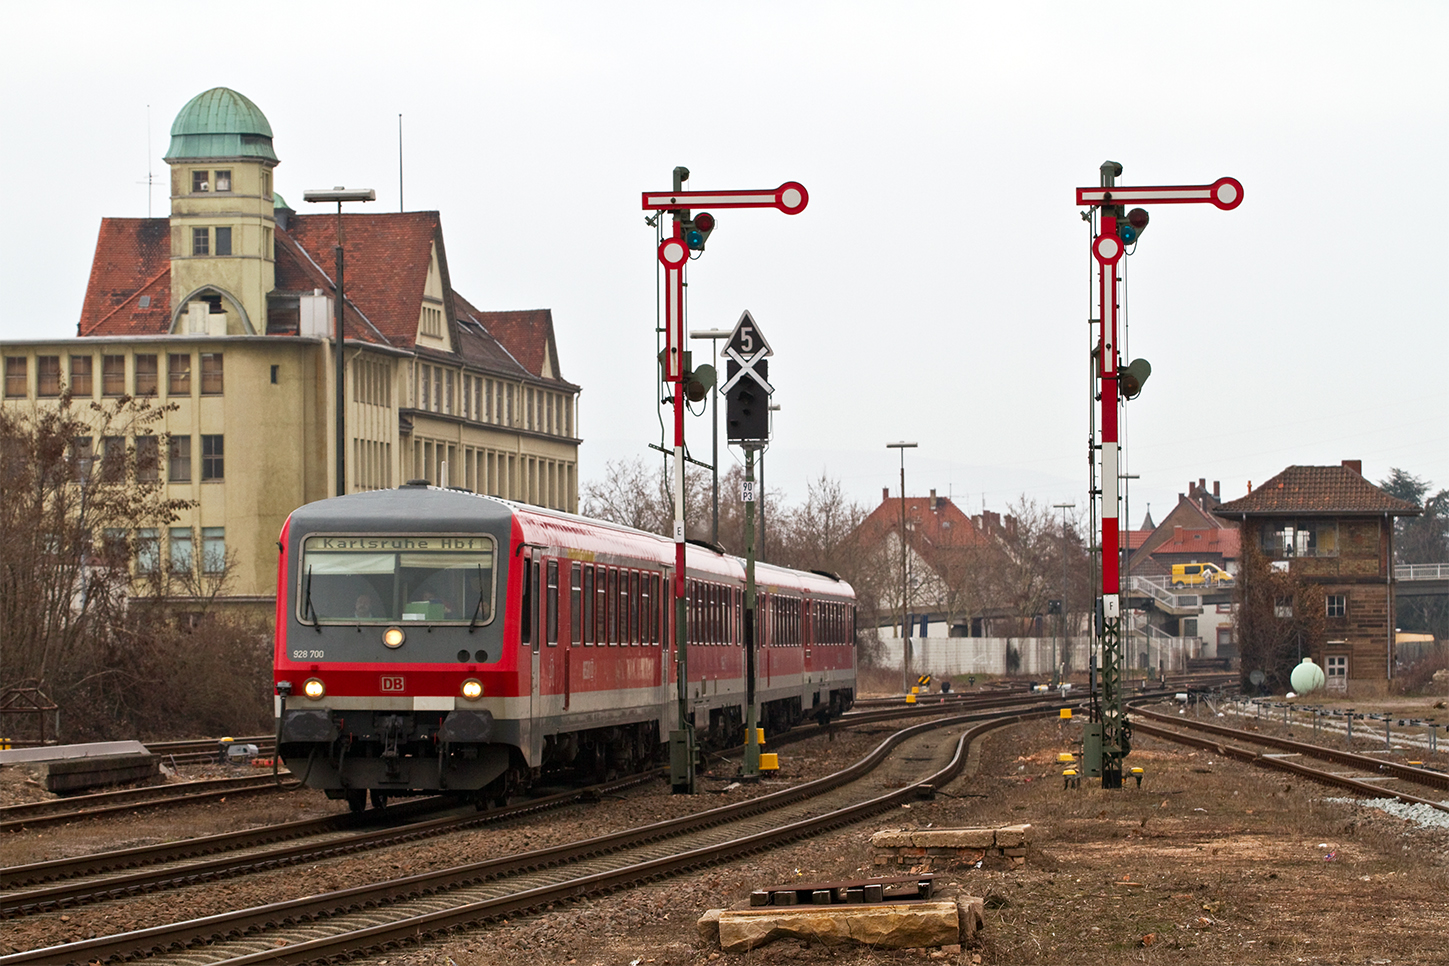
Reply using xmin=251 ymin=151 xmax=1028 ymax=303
xmin=165 ymin=87 xmax=280 ymax=335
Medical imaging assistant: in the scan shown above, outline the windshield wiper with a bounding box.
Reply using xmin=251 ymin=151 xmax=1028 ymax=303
xmin=469 ymin=564 xmax=488 ymax=633
xmin=304 ymin=565 xmax=321 ymax=633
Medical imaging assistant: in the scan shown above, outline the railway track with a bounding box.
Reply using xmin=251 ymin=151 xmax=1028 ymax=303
xmin=0 ymin=707 xmax=1032 ymax=966
xmin=0 ymin=774 xmax=296 ymax=832
xmin=1129 ymin=700 xmax=1449 ymax=812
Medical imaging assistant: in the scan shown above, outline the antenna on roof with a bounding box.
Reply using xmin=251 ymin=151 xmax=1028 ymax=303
xmin=137 ymin=104 xmax=156 ymax=218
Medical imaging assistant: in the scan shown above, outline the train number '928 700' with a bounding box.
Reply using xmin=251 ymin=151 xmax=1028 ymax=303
xmin=272 ymin=483 xmax=857 ymax=813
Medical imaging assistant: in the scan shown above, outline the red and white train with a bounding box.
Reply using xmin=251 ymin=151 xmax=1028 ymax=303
xmin=273 ymin=483 xmax=856 ymax=811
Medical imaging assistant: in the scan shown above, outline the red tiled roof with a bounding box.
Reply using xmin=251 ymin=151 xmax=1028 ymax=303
xmin=78 ymin=219 xmax=173 ymax=335
xmin=477 ymin=309 xmax=558 ymax=382
xmin=1215 ymin=465 xmax=1419 ymax=517
xmin=1125 ymin=529 xmax=1153 ymax=550
xmin=284 ymin=212 xmax=442 ymax=348
xmin=1151 ymin=527 xmax=1241 ymax=558
xmin=854 ymin=496 xmax=987 ymax=553
xmin=75 ymin=211 xmax=569 ymax=386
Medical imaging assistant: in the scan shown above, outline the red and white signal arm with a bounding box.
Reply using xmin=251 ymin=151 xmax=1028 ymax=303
xmin=642 ymin=182 xmax=809 ymax=216
xmin=1075 ymin=177 xmax=1243 ymax=210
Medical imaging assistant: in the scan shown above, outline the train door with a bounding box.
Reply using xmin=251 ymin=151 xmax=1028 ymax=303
xmin=529 ymin=555 xmax=542 ymax=750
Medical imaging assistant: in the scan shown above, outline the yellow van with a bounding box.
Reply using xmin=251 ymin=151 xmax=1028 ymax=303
xmin=1170 ymin=562 xmax=1233 ymax=588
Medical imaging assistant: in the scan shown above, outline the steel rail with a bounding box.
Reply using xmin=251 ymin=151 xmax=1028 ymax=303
xmin=1130 ymin=703 xmax=1449 ymax=792
xmin=1 ymin=776 xmax=297 ymax=832
xmin=1 ymin=774 xmax=656 ymax=916
xmin=1 ymin=709 xmax=1039 ymax=966
xmin=1130 ymin=717 xmax=1449 ymax=814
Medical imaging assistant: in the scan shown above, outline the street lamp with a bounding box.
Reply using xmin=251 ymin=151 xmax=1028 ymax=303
xmin=303 ymin=187 xmax=376 ymax=497
xmin=886 ymin=441 xmax=917 ymax=692
xmin=689 ymin=328 xmax=731 ymax=544
xmin=1052 ymin=502 xmax=1076 ymax=687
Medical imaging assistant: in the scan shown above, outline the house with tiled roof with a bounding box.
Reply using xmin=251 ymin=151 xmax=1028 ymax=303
xmin=2 ymin=87 xmax=581 ymax=607
xmin=1214 ymin=460 xmax=1419 ymax=694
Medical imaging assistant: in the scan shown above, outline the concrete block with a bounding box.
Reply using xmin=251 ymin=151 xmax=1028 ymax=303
xmin=870 ymin=830 xmax=915 ymax=848
xmin=697 ymin=908 xmax=723 ymax=943
xmin=19 ymin=753 xmax=158 ymax=794
xmin=956 ymin=896 xmax=985 ymax=941
xmin=915 ymin=828 xmax=995 ymax=849
xmin=716 ymin=902 xmax=962 ymax=952
xmin=994 ymin=824 xmax=1032 ymax=848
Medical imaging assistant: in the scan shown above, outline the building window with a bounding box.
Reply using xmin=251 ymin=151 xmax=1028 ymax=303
xmin=4 ymin=357 xmax=26 ymax=397
xmin=420 ymin=364 xmax=430 ymax=409
xmin=215 ymin=226 xmax=232 ymax=256
xmin=445 ymin=369 xmax=454 ymax=414
xmin=263 ymin=226 xmax=273 ymax=260
xmin=37 ymin=356 xmax=61 ymax=397
xmin=201 ymin=434 xmax=224 ymax=481
xmin=201 ymin=353 xmax=223 ymax=394
xmin=1274 ymin=597 xmax=1293 ymax=619
xmin=433 ymin=368 xmax=442 ymax=413
xmin=192 ymin=227 xmax=209 ymax=256
xmin=192 ymin=170 xmax=211 ymax=193
xmin=100 ymin=436 xmax=125 ymax=481
xmin=170 ymin=527 xmax=193 ymax=574
xmin=136 ymin=436 xmax=159 ymax=481
xmin=202 ymin=527 xmax=225 ymax=573
xmin=1262 ymin=519 xmax=1339 ymax=558
xmin=70 ymin=436 xmax=94 ymax=481
xmin=213 ymin=170 xmax=231 ymax=192
xmin=102 ymin=355 xmax=125 ymax=396
xmin=262 ymin=171 xmax=272 ymax=199
xmin=70 ymin=356 xmax=93 ymax=396
xmin=136 ymin=528 xmax=159 ymax=573
xmin=168 ymin=354 xmax=191 ymax=396
xmin=1326 ymin=594 xmax=1346 ymax=618
xmin=1326 ymin=654 xmax=1348 ymax=680
xmin=134 ymin=355 xmax=158 ymax=395
xmin=169 ymin=435 xmax=191 ymax=482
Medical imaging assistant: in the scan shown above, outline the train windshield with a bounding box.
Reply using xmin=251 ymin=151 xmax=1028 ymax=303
xmin=299 ymin=534 xmax=497 ymax=625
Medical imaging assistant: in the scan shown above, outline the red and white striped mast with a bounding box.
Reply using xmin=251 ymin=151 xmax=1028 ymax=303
xmin=1076 ymin=163 xmax=1242 ymax=787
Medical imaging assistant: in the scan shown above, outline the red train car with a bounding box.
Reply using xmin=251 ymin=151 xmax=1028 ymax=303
xmin=273 ymin=483 xmax=854 ymax=810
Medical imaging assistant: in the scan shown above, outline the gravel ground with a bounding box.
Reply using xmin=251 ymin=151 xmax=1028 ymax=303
xmin=5 ymin=708 xmax=1449 ymax=965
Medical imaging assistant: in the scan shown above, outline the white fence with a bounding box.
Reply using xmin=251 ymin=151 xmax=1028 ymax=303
xmin=873 ymin=634 xmax=1092 ymax=678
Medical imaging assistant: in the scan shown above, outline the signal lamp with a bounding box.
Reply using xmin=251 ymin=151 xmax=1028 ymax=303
xmin=303 ymin=677 xmax=326 ymax=700
xmin=1119 ymin=358 xmax=1152 ymax=399
xmin=681 ymin=211 xmax=716 ymax=251
xmin=684 ymin=363 xmax=716 ymax=403
xmin=1117 ymin=207 xmax=1150 ymax=245
xmin=461 ymin=678 xmax=484 ymax=700
xmin=383 ymin=627 xmax=406 ymax=649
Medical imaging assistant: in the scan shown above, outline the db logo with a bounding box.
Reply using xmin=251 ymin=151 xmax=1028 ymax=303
xmin=380 ymin=676 xmax=405 ymax=692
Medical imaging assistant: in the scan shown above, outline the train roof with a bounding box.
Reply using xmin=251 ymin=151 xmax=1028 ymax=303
xmin=754 ymin=560 xmax=856 ymax=599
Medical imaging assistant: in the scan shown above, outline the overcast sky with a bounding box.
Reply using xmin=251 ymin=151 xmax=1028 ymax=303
xmin=2 ymin=2 xmax=1445 ymax=529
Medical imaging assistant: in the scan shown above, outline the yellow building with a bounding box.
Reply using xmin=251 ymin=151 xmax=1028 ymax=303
xmin=1 ymin=87 xmax=581 ymax=607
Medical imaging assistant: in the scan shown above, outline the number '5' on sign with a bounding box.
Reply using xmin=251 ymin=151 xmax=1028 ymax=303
xmin=741 ymin=480 xmax=756 ymax=503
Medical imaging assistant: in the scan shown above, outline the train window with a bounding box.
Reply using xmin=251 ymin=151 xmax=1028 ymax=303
xmin=650 ymin=573 xmax=660 ymax=645
xmin=607 ymin=568 xmax=618 ymax=645
xmin=298 ymin=533 xmax=496 ymax=626
xmin=630 ymin=571 xmax=640 ymax=645
xmin=573 ymin=561 xmax=585 ymax=645
xmin=619 ymin=569 xmax=630 ymax=644
xmin=595 ymin=566 xmax=607 ymax=644
xmin=520 ymin=557 xmax=532 ymax=644
xmin=546 ymin=560 xmax=558 ymax=646
xmin=530 ymin=560 xmax=541 ymax=649
xmin=570 ymin=563 xmax=582 ymax=646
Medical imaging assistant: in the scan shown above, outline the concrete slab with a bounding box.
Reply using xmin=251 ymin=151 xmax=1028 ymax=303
xmin=713 ymin=901 xmax=963 ymax=952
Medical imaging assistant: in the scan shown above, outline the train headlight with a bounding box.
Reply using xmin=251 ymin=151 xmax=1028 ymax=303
xmin=303 ymin=677 xmax=326 ymax=700
xmin=382 ymin=627 xmax=406 ymax=649
xmin=461 ymin=678 xmax=483 ymax=701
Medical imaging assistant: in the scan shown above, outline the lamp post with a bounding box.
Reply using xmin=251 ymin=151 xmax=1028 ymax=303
xmin=1053 ymin=502 xmax=1076 ymax=687
xmin=886 ymin=441 xmax=917 ymax=692
xmin=689 ymin=328 xmax=731 ymax=544
xmin=303 ymin=187 xmax=376 ymax=497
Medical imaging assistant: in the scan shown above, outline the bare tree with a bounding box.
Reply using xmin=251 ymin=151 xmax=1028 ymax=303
xmin=1233 ymin=542 xmax=1326 ymax=693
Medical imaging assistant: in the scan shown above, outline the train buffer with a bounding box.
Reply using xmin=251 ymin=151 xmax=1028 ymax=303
xmin=751 ymin=874 xmax=934 ymax=907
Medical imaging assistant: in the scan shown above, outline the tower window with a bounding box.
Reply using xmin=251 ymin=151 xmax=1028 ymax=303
xmin=214 ymin=170 xmax=231 ymax=192
xmin=215 ymin=227 xmax=232 ymax=256
xmin=192 ymin=228 xmax=209 ymax=256
xmin=262 ymin=171 xmax=272 ymax=199
xmin=192 ymin=170 xmax=210 ymax=193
